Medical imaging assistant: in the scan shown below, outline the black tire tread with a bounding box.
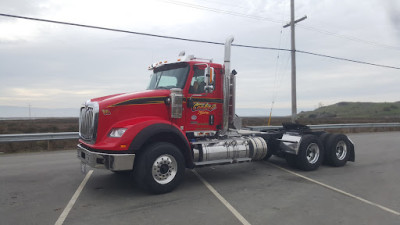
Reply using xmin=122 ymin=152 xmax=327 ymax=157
xmin=325 ymin=134 xmax=351 ymax=167
xmin=133 ymin=142 xmax=185 ymax=194
xmin=295 ymin=134 xmax=324 ymax=171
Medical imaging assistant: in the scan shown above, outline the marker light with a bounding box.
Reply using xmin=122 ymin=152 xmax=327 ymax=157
xmin=109 ymin=128 xmax=127 ymax=138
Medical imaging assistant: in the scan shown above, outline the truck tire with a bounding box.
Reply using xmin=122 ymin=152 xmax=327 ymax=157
xmin=285 ymin=154 xmax=297 ymax=168
xmin=319 ymin=132 xmax=331 ymax=146
xmin=325 ymin=134 xmax=351 ymax=167
xmin=134 ymin=142 xmax=185 ymax=194
xmin=295 ymin=135 xmax=324 ymax=171
xmin=263 ymin=150 xmax=274 ymax=161
xmin=319 ymin=132 xmax=331 ymax=164
xmin=263 ymin=139 xmax=279 ymax=161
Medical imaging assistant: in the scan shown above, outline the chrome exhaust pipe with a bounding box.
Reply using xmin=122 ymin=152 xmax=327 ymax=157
xmin=222 ymin=36 xmax=234 ymax=136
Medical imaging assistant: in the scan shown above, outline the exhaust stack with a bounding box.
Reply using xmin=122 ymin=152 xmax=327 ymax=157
xmin=222 ymin=36 xmax=234 ymax=135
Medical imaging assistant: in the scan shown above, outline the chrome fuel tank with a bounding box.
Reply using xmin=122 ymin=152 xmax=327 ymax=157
xmin=192 ymin=136 xmax=267 ymax=166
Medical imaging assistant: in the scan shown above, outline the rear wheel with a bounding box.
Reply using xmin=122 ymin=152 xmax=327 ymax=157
xmin=319 ymin=133 xmax=331 ymax=164
xmin=285 ymin=154 xmax=297 ymax=168
xmin=295 ymin=135 xmax=324 ymax=171
xmin=134 ymin=142 xmax=185 ymax=194
xmin=263 ymin=138 xmax=281 ymax=161
xmin=325 ymin=134 xmax=351 ymax=167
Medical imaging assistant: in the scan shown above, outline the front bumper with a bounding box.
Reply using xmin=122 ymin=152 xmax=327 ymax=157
xmin=77 ymin=144 xmax=135 ymax=171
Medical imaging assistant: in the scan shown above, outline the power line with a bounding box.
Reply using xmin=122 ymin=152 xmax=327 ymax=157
xmin=0 ymin=13 xmax=223 ymax=45
xmin=296 ymin=50 xmax=400 ymax=70
xmin=297 ymin=24 xmax=400 ymax=50
xmin=159 ymin=0 xmax=400 ymax=51
xmin=195 ymin=0 xmax=254 ymax=12
xmin=232 ymin=43 xmax=400 ymax=70
xmin=159 ymin=0 xmax=283 ymax=23
xmin=0 ymin=13 xmax=399 ymax=70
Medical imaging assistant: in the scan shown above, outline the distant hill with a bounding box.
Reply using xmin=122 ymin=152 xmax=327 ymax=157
xmin=236 ymin=108 xmax=291 ymax=117
xmin=298 ymin=102 xmax=400 ymax=119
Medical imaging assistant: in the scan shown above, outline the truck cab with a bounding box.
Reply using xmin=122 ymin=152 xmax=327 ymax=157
xmin=147 ymin=55 xmax=224 ymax=136
xmin=77 ymin=52 xmax=232 ymax=193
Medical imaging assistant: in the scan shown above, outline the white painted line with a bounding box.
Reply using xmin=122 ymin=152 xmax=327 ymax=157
xmin=269 ymin=163 xmax=400 ymax=216
xmin=193 ymin=170 xmax=251 ymax=225
xmin=54 ymin=170 xmax=94 ymax=225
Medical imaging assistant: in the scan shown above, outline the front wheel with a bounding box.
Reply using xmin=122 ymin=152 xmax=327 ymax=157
xmin=134 ymin=142 xmax=185 ymax=194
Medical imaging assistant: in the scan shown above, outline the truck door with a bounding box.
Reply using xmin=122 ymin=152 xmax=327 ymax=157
xmin=185 ymin=65 xmax=223 ymax=134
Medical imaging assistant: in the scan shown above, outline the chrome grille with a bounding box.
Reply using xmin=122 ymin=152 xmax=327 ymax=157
xmin=79 ymin=102 xmax=99 ymax=144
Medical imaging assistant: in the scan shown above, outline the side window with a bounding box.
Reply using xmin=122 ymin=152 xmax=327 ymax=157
xmin=189 ymin=69 xmax=206 ymax=94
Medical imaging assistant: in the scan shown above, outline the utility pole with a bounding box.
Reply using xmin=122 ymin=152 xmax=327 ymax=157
xmin=283 ymin=0 xmax=307 ymax=123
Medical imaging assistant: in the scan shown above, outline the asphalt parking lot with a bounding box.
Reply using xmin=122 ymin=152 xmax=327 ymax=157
xmin=1 ymin=132 xmax=399 ymax=225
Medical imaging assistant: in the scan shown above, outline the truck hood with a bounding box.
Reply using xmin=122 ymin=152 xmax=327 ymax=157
xmin=90 ymin=89 xmax=171 ymax=109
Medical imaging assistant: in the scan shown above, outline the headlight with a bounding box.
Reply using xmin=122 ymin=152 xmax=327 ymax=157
xmin=109 ymin=128 xmax=127 ymax=138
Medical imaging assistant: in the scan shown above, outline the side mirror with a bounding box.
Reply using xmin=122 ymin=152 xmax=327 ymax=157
xmin=204 ymin=65 xmax=214 ymax=93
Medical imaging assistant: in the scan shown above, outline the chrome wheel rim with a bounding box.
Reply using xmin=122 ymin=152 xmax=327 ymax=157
xmin=152 ymin=154 xmax=177 ymax=184
xmin=335 ymin=140 xmax=347 ymax=160
xmin=306 ymin=143 xmax=320 ymax=164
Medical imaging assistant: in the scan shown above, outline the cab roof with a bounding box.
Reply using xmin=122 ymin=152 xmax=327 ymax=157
xmin=148 ymin=52 xmax=220 ymax=70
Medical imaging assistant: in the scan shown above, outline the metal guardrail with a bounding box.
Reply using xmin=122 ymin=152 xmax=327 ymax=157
xmin=0 ymin=132 xmax=78 ymax=143
xmin=247 ymin=123 xmax=400 ymax=131
xmin=0 ymin=123 xmax=399 ymax=143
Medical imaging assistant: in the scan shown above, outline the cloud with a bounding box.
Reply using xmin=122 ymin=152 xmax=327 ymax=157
xmin=0 ymin=0 xmax=399 ymax=116
xmin=0 ymin=0 xmax=47 ymax=15
xmin=382 ymin=0 xmax=400 ymax=37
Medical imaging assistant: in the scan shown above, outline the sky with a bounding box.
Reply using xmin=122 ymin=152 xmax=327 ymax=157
xmin=0 ymin=0 xmax=399 ymax=117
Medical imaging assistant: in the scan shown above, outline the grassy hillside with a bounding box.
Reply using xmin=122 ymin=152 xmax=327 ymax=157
xmin=242 ymin=102 xmax=400 ymax=134
xmin=298 ymin=102 xmax=400 ymax=119
xmin=0 ymin=118 xmax=78 ymax=134
xmin=0 ymin=118 xmax=79 ymax=154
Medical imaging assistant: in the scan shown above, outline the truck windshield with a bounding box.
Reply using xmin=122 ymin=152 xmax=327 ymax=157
xmin=147 ymin=63 xmax=189 ymax=90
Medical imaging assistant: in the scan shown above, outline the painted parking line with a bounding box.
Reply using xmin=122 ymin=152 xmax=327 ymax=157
xmin=193 ymin=170 xmax=252 ymax=225
xmin=54 ymin=170 xmax=94 ymax=225
xmin=269 ymin=163 xmax=400 ymax=216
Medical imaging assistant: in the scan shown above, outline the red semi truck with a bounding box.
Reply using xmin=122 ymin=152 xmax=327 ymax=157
xmin=77 ymin=37 xmax=354 ymax=194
